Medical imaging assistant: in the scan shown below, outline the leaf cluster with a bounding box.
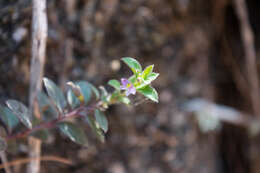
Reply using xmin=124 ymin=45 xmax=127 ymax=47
xmin=108 ymin=57 xmax=159 ymax=103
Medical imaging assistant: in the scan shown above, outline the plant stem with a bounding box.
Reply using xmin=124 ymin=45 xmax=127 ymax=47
xmin=6 ymin=105 xmax=96 ymax=141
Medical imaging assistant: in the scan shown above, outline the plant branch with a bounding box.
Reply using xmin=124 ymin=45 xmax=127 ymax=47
xmin=6 ymin=105 xmax=96 ymax=141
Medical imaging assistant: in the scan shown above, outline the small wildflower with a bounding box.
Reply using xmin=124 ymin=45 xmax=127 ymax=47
xmin=120 ymin=78 xmax=136 ymax=96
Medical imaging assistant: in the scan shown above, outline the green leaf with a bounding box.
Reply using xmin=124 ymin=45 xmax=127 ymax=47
xmin=43 ymin=78 xmax=67 ymax=113
xmin=95 ymin=109 xmax=108 ymax=133
xmin=86 ymin=116 xmax=105 ymax=143
xmin=142 ymin=65 xmax=154 ymax=79
xmin=99 ymin=86 xmax=109 ymax=103
xmin=89 ymin=83 xmax=100 ymax=100
xmin=58 ymin=122 xmax=88 ymax=146
xmin=137 ymin=72 xmax=159 ymax=89
xmin=122 ymin=57 xmax=142 ymax=74
xmin=128 ymin=75 xmax=137 ymax=84
xmin=144 ymin=72 xmax=159 ymax=83
xmin=118 ymin=96 xmax=131 ymax=105
xmin=0 ymin=105 xmax=19 ymax=132
xmin=108 ymin=79 xmax=120 ymax=90
xmin=37 ymin=92 xmax=58 ymax=120
xmin=137 ymin=85 xmax=159 ymax=103
xmin=67 ymin=89 xmax=80 ymax=109
xmin=76 ymin=81 xmax=92 ymax=104
xmin=67 ymin=81 xmax=98 ymax=103
xmin=6 ymin=100 xmax=32 ymax=129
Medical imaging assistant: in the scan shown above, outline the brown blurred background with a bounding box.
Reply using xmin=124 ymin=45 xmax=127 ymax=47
xmin=2 ymin=0 xmax=260 ymax=172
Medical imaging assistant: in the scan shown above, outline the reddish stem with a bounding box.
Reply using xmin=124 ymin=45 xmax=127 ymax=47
xmin=6 ymin=104 xmax=97 ymax=141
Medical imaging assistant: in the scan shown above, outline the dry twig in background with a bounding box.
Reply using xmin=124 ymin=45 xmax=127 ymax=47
xmin=0 ymin=152 xmax=12 ymax=173
xmin=0 ymin=155 xmax=73 ymax=170
xmin=233 ymin=0 xmax=260 ymax=115
xmin=28 ymin=0 xmax=48 ymax=173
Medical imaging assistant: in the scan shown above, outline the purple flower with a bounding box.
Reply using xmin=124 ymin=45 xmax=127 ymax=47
xmin=120 ymin=78 xmax=136 ymax=96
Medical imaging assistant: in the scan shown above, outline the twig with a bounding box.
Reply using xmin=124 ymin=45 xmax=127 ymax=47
xmin=29 ymin=0 xmax=48 ymax=115
xmin=26 ymin=137 xmax=41 ymax=173
xmin=0 ymin=155 xmax=73 ymax=169
xmin=221 ymin=36 xmax=249 ymax=102
xmin=233 ymin=0 xmax=260 ymax=115
xmin=28 ymin=0 xmax=47 ymax=172
xmin=0 ymin=152 xmax=12 ymax=173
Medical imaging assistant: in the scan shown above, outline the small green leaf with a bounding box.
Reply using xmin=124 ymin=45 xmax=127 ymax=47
xmin=6 ymin=100 xmax=32 ymax=129
xmin=129 ymin=75 xmax=137 ymax=84
xmin=88 ymin=83 xmax=100 ymax=100
xmin=137 ymin=72 xmax=159 ymax=89
xmin=108 ymin=79 xmax=120 ymax=90
xmin=144 ymin=72 xmax=159 ymax=83
xmin=142 ymin=65 xmax=154 ymax=79
xmin=118 ymin=96 xmax=131 ymax=105
xmin=122 ymin=57 xmax=142 ymax=74
xmin=86 ymin=116 xmax=105 ymax=143
xmin=37 ymin=92 xmax=58 ymax=120
xmin=99 ymin=86 xmax=109 ymax=103
xmin=95 ymin=109 xmax=108 ymax=133
xmin=58 ymin=122 xmax=88 ymax=146
xmin=67 ymin=89 xmax=80 ymax=109
xmin=137 ymin=85 xmax=158 ymax=103
xmin=43 ymin=78 xmax=67 ymax=113
xmin=76 ymin=81 xmax=92 ymax=104
xmin=0 ymin=105 xmax=19 ymax=132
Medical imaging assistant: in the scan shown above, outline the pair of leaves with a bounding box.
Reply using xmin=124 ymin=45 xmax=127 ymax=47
xmin=136 ymin=64 xmax=158 ymax=102
xmin=137 ymin=64 xmax=159 ymax=89
xmin=44 ymin=78 xmax=100 ymax=112
xmin=6 ymin=78 xmax=73 ymax=130
xmin=0 ymin=78 xmax=64 ymax=132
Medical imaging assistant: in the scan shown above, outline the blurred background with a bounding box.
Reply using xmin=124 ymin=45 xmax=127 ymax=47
xmin=1 ymin=0 xmax=260 ymax=172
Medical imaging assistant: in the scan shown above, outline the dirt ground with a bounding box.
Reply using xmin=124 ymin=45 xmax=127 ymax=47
xmin=1 ymin=0 xmax=260 ymax=172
